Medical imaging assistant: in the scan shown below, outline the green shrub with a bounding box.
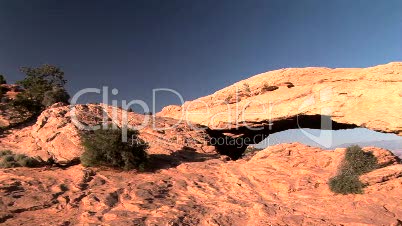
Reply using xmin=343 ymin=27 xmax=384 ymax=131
xmin=0 ymin=150 xmax=12 ymax=156
xmin=14 ymin=154 xmax=27 ymax=161
xmin=261 ymin=82 xmax=279 ymax=92
xmin=13 ymin=64 xmax=70 ymax=116
xmin=342 ymin=145 xmax=378 ymax=174
xmin=0 ymin=86 xmax=7 ymax=98
xmin=0 ymin=75 xmax=6 ymax=84
xmin=224 ymin=94 xmax=233 ymax=104
xmin=3 ymin=155 xmax=15 ymax=162
xmin=329 ymin=145 xmax=378 ymax=195
xmin=80 ymin=127 xmax=149 ymax=171
xmin=0 ymin=160 xmax=18 ymax=168
xmin=59 ymin=184 xmax=69 ymax=192
xmin=284 ymin=82 xmax=294 ymax=88
xmin=17 ymin=157 xmax=41 ymax=167
xmin=0 ymin=150 xmax=42 ymax=168
xmin=328 ymin=174 xmax=363 ymax=194
xmin=243 ymin=83 xmax=251 ymax=93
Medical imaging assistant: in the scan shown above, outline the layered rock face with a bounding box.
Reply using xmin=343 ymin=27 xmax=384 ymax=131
xmin=0 ymin=103 xmax=215 ymax=164
xmin=1 ymin=143 xmax=401 ymax=225
xmin=158 ymin=62 xmax=402 ymax=136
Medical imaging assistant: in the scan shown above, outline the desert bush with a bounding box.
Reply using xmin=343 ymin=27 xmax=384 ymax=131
xmin=0 ymin=75 xmax=6 ymax=84
xmin=342 ymin=145 xmax=378 ymax=174
xmin=42 ymin=86 xmax=70 ymax=107
xmin=224 ymin=94 xmax=233 ymax=104
xmin=0 ymin=150 xmax=12 ymax=156
xmin=284 ymin=82 xmax=295 ymax=88
xmin=261 ymin=82 xmax=279 ymax=92
xmin=0 ymin=150 xmax=42 ymax=168
xmin=80 ymin=126 xmax=149 ymax=171
xmin=243 ymin=83 xmax=251 ymax=93
xmin=0 ymin=86 xmax=7 ymax=98
xmin=59 ymin=184 xmax=69 ymax=192
xmin=329 ymin=145 xmax=378 ymax=194
xmin=18 ymin=156 xmax=42 ymax=167
xmin=328 ymin=173 xmax=363 ymax=194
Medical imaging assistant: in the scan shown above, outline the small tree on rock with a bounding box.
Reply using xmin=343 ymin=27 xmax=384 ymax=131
xmin=0 ymin=75 xmax=6 ymax=84
xmin=14 ymin=64 xmax=70 ymax=115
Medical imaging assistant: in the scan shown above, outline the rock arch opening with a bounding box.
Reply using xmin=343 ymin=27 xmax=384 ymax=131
xmin=256 ymin=128 xmax=402 ymax=154
xmin=206 ymin=115 xmax=401 ymax=160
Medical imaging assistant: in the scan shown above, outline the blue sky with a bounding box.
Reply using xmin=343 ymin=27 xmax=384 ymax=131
xmin=1 ymin=0 xmax=402 ymax=111
xmin=256 ymin=128 xmax=402 ymax=152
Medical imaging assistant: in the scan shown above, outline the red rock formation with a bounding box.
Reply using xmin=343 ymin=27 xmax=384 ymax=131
xmin=1 ymin=63 xmax=402 ymax=225
xmin=0 ymin=143 xmax=401 ymax=225
xmin=0 ymin=103 xmax=215 ymax=164
xmin=158 ymin=62 xmax=402 ymax=136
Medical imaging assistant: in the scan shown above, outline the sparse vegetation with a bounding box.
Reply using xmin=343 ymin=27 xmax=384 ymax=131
xmin=0 ymin=75 xmax=7 ymax=84
xmin=0 ymin=75 xmax=6 ymax=84
xmin=59 ymin=184 xmax=69 ymax=192
xmin=328 ymin=145 xmax=378 ymax=194
xmin=243 ymin=83 xmax=251 ymax=93
xmin=261 ymin=82 xmax=279 ymax=92
xmin=0 ymin=86 xmax=6 ymax=99
xmin=80 ymin=126 xmax=149 ymax=171
xmin=13 ymin=64 xmax=70 ymax=116
xmin=284 ymin=82 xmax=294 ymax=88
xmin=224 ymin=94 xmax=233 ymax=104
xmin=329 ymin=174 xmax=364 ymax=194
xmin=0 ymin=75 xmax=8 ymax=99
xmin=0 ymin=150 xmax=43 ymax=168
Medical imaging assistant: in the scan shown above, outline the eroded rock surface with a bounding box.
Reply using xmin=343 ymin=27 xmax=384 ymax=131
xmin=158 ymin=62 xmax=402 ymax=136
xmin=1 ymin=143 xmax=401 ymax=225
xmin=0 ymin=103 xmax=215 ymax=164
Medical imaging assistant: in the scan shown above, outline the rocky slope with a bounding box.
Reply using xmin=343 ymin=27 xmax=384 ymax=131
xmin=0 ymin=103 xmax=215 ymax=165
xmin=158 ymin=62 xmax=402 ymax=136
xmin=1 ymin=143 xmax=401 ymax=225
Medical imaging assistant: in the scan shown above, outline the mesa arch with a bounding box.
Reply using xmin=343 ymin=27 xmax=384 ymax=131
xmin=157 ymin=62 xmax=402 ymax=158
xmin=205 ymin=115 xmax=359 ymax=159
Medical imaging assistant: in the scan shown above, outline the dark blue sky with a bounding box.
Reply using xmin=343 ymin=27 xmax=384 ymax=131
xmin=1 ymin=0 xmax=401 ymax=112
